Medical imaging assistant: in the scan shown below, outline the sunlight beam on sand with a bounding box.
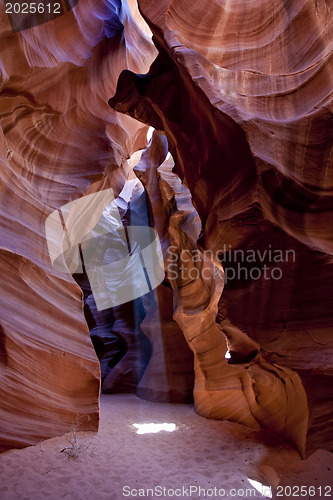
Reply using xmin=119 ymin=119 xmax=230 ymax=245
xmin=133 ymin=423 xmax=177 ymax=435
xmin=247 ymin=478 xmax=272 ymax=498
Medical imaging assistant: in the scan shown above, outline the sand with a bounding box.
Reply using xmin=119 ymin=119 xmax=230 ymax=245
xmin=0 ymin=394 xmax=332 ymax=500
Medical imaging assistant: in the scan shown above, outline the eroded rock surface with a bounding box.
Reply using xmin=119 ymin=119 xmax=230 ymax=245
xmin=109 ymin=0 xmax=333 ymax=454
xmin=0 ymin=0 xmax=332 ymax=456
xmin=132 ymin=134 xmax=308 ymax=455
xmin=0 ymin=0 xmax=156 ymax=450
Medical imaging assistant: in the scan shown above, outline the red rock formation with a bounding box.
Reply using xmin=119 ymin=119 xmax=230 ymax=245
xmin=133 ymin=134 xmax=308 ymax=455
xmin=0 ymin=0 xmax=156 ymax=450
xmin=133 ymin=133 xmax=194 ymax=403
xmin=0 ymin=0 xmax=332 ymax=457
xmin=109 ymin=0 xmax=333 ymax=454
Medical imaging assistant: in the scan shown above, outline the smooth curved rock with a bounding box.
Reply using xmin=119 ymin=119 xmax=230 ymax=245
xmin=109 ymin=0 xmax=333 ymax=454
xmin=134 ymin=133 xmax=194 ymax=403
xmin=131 ymin=140 xmax=308 ymax=455
xmin=0 ymin=0 xmax=332 ymax=457
xmin=0 ymin=0 xmax=156 ymax=451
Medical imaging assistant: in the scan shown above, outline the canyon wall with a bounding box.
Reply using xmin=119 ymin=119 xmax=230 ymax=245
xmin=0 ymin=0 xmax=332 ymax=456
xmin=0 ymin=0 xmax=156 ymax=451
xmin=109 ymin=0 xmax=333 ymax=455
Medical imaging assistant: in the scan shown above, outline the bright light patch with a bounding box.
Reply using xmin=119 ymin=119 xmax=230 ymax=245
xmin=247 ymin=478 xmax=272 ymax=498
xmin=133 ymin=423 xmax=176 ymax=435
xmin=166 ymin=152 xmax=171 ymax=160
xmin=225 ymin=350 xmax=231 ymax=359
xmin=147 ymin=126 xmax=154 ymax=143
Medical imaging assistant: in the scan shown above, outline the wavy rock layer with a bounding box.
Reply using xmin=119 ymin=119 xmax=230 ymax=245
xmin=0 ymin=0 xmax=156 ymax=450
xmin=109 ymin=0 xmax=333 ymax=454
xmin=133 ymin=135 xmax=195 ymax=403
xmin=135 ymin=0 xmax=333 ymax=253
xmin=0 ymin=0 xmax=332 ymax=456
xmin=134 ymin=133 xmax=308 ymax=455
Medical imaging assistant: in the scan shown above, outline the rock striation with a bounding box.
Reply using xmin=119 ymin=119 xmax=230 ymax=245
xmin=0 ymin=0 xmax=156 ymax=451
xmin=0 ymin=0 xmax=332 ymax=456
xmin=131 ymin=131 xmax=308 ymax=456
xmin=109 ymin=0 xmax=333 ymax=455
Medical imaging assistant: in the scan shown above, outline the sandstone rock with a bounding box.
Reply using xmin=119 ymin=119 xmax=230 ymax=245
xmin=0 ymin=0 xmax=156 ymax=450
xmin=0 ymin=0 xmax=332 ymax=456
xmin=109 ymin=0 xmax=332 ymax=454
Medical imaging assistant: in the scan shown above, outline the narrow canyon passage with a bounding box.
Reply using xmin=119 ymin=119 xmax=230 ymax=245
xmin=0 ymin=1 xmax=332 ymax=497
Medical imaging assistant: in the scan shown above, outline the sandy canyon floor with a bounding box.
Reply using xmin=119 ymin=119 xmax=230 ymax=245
xmin=0 ymin=394 xmax=332 ymax=500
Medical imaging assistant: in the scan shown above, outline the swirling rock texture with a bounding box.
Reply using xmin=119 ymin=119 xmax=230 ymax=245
xmin=109 ymin=0 xmax=333 ymax=456
xmin=0 ymin=0 xmax=157 ymax=450
xmin=132 ymin=131 xmax=308 ymax=456
xmin=0 ymin=0 xmax=332 ymax=458
xmin=132 ymin=134 xmax=195 ymax=403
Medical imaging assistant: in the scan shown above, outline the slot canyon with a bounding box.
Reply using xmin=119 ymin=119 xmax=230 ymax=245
xmin=0 ymin=0 xmax=332 ymax=498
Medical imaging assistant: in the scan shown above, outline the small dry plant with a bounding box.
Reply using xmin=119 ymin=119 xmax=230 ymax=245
xmin=60 ymin=414 xmax=92 ymax=461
